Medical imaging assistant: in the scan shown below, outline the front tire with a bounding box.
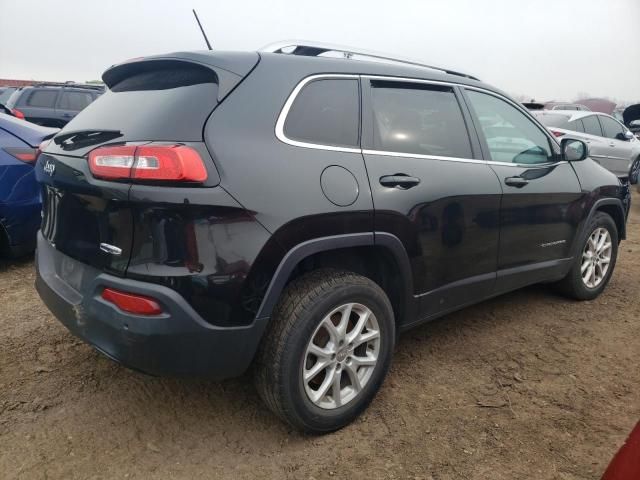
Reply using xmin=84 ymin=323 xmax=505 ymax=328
xmin=556 ymin=212 xmax=618 ymax=300
xmin=254 ymin=269 xmax=395 ymax=433
xmin=629 ymin=157 xmax=640 ymax=185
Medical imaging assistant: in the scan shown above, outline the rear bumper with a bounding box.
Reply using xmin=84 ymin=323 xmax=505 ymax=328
xmin=35 ymin=233 xmax=268 ymax=378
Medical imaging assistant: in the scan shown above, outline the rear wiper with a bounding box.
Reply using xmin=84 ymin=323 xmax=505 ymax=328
xmin=54 ymin=129 xmax=123 ymax=151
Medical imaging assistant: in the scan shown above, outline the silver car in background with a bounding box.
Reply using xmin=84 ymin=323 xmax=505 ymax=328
xmin=534 ymin=110 xmax=640 ymax=183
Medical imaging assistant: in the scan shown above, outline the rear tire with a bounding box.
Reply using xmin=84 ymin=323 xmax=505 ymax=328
xmin=555 ymin=212 xmax=618 ymax=300
xmin=254 ymin=269 xmax=395 ymax=433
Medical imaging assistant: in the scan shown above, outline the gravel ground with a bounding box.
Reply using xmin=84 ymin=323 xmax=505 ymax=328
xmin=1 ymin=193 xmax=639 ymax=480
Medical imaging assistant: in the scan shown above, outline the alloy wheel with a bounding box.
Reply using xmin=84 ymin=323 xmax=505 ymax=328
xmin=302 ymin=303 xmax=381 ymax=409
xmin=581 ymin=227 xmax=612 ymax=288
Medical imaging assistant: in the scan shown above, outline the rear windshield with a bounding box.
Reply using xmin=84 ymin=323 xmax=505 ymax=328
xmin=59 ymin=63 xmax=219 ymax=142
xmin=535 ymin=113 xmax=571 ymax=129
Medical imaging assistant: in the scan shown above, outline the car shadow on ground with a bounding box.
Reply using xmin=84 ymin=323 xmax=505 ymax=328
xmin=0 ymin=252 xmax=34 ymax=271
xmin=49 ymin=281 xmax=558 ymax=438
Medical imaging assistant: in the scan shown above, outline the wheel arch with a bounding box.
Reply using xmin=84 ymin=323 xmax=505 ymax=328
xmin=571 ymin=198 xmax=627 ymax=261
xmin=254 ymin=232 xmax=414 ymax=326
xmin=594 ymin=199 xmax=626 ymax=241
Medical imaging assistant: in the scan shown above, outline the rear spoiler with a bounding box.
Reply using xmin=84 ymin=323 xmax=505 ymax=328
xmin=102 ymin=51 xmax=260 ymax=102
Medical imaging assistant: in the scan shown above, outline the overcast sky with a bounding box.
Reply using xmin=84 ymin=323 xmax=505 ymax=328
xmin=1 ymin=0 xmax=638 ymax=102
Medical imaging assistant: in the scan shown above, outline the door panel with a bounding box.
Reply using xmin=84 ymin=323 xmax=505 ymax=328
xmin=489 ymin=162 xmax=582 ymax=287
xmin=463 ymin=88 xmax=583 ymax=291
xmin=361 ymin=79 xmax=502 ymax=321
xmin=365 ymin=154 xmax=502 ymax=318
xmin=598 ymin=115 xmax=633 ymax=175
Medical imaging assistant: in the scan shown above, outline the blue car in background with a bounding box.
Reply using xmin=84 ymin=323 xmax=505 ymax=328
xmin=0 ymin=113 xmax=57 ymax=256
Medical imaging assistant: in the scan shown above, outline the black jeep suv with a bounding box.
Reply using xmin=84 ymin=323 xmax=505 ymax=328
xmin=35 ymin=42 xmax=630 ymax=433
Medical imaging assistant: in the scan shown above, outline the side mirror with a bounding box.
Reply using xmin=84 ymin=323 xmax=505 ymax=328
xmin=561 ymin=138 xmax=589 ymax=161
xmin=617 ymin=130 xmax=635 ymax=141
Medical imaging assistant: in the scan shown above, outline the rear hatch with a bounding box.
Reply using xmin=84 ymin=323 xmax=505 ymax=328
xmin=36 ymin=52 xmax=259 ymax=276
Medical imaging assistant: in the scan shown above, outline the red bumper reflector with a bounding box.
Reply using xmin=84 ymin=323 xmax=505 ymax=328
xmin=101 ymin=288 xmax=163 ymax=315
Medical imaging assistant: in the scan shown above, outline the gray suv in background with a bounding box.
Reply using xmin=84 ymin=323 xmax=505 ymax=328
xmin=3 ymin=83 xmax=103 ymax=127
xmin=534 ymin=110 xmax=640 ymax=182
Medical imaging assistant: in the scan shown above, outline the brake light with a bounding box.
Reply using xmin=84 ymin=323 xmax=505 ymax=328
xmin=88 ymin=144 xmax=207 ymax=182
xmin=3 ymin=147 xmax=38 ymax=163
xmin=551 ymin=129 xmax=565 ymax=137
xmin=101 ymin=288 xmax=163 ymax=315
xmin=11 ymin=109 xmax=25 ymax=120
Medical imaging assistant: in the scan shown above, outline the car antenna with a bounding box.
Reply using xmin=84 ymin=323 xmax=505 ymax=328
xmin=192 ymin=9 xmax=212 ymax=50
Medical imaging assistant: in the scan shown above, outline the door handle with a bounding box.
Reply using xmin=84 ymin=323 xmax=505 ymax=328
xmin=379 ymin=174 xmax=421 ymax=189
xmin=504 ymin=176 xmax=529 ymax=188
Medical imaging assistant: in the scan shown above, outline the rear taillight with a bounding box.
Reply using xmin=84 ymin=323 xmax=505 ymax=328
xmin=3 ymin=147 xmax=38 ymax=163
xmin=101 ymin=288 xmax=163 ymax=315
xmin=11 ymin=109 xmax=25 ymax=120
xmin=551 ymin=129 xmax=565 ymax=137
xmin=88 ymin=144 xmax=207 ymax=182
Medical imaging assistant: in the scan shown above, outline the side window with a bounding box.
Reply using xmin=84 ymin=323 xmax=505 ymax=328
xmin=582 ymin=115 xmax=603 ymax=137
xmin=58 ymin=91 xmax=94 ymax=111
xmin=369 ymin=81 xmax=472 ymax=158
xmin=599 ymin=116 xmax=624 ymax=140
xmin=466 ymin=90 xmax=553 ymax=164
xmin=26 ymin=90 xmax=58 ymax=108
xmin=569 ymin=119 xmax=585 ymax=133
xmin=283 ymin=79 xmax=359 ymax=148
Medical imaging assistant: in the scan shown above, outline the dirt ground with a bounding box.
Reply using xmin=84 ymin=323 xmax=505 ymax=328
xmin=1 ymin=194 xmax=639 ymax=480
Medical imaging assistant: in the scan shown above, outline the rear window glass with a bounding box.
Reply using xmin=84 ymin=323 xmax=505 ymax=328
xmin=536 ymin=113 xmax=571 ymax=129
xmin=26 ymin=90 xmax=58 ymax=108
xmin=60 ymin=63 xmax=219 ymax=143
xmin=112 ymin=67 xmax=215 ymax=92
xmin=370 ymin=81 xmax=472 ymax=158
xmin=284 ymin=79 xmax=360 ymax=148
xmin=58 ymin=91 xmax=94 ymax=111
xmin=0 ymin=88 xmax=16 ymax=104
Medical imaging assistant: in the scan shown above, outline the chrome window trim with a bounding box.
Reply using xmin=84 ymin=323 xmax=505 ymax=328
xmin=274 ymin=73 xmax=362 ymax=153
xmin=361 ymin=149 xmax=486 ymax=165
xmin=276 ymin=73 xmax=568 ymax=169
xmin=362 ymin=148 xmax=566 ymax=168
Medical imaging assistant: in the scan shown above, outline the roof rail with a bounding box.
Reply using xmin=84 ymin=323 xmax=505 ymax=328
xmin=260 ymin=40 xmax=480 ymax=81
xmin=31 ymin=81 xmax=105 ymax=91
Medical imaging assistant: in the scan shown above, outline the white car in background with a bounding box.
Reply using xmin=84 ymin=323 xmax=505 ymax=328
xmin=534 ymin=110 xmax=640 ymax=183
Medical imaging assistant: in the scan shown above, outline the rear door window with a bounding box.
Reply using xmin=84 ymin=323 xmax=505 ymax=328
xmin=58 ymin=90 xmax=94 ymax=111
xmin=599 ymin=115 xmax=624 ymax=139
xmin=369 ymin=81 xmax=472 ymax=158
xmin=582 ymin=115 xmax=603 ymax=137
xmin=26 ymin=90 xmax=58 ymax=108
xmin=283 ymin=79 xmax=360 ymax=148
